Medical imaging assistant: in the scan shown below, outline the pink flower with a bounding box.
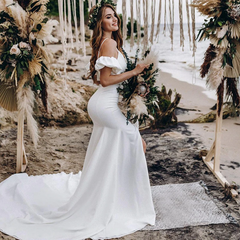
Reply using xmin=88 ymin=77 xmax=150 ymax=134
xmin=19 ymin=42 xmax=31 ymax=50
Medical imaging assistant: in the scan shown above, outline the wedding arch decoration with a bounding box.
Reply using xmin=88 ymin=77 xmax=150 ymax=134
xmin=0 ymin=0 xmax=57 ymax=172
xmin=192 ymin=0 xmax=240 ymax=197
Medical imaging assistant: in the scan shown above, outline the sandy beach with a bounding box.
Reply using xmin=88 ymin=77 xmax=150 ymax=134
xmin=0 ymin=43 xmax=240 ymax=239
xmin=157 ymin=70 xmax=240 ymax=186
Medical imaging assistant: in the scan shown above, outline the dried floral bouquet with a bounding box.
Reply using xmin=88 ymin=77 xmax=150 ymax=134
xmin=117 ymin=49 xmax=160 ymax=125
xmin=193 ymin=0 xmax=240 ymax=114
xmin=0 ymin=0 xmax=58 ymax=146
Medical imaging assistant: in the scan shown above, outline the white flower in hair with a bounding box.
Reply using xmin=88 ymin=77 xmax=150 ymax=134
xmin=10 ymin=44 xmax=21 ymax=56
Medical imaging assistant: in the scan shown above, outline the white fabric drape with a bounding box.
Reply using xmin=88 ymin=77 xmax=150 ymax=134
xmin=186 ymin=0 xmax=192 ymax=50
xmin=179 ymin=0 xmax=184 ymax=51
xmin=143 ymin=0 xmax=149 ymax=52
xmin=150 ymin=0 xmax=156 ymax=44
xmin=136 ymin=0 xmax=141 ymax=46
xmin=122 ymin=0 xmax=127 ymax=45
xmin=79 ymin=0 xmax=86 ymax=57
xmin=191 ymin=0 xmax=196 ymax=57
xmin=130 ymin=0 xmax=134 ymax=48
xmin=155 ymin=0 xmax=162 ymax=41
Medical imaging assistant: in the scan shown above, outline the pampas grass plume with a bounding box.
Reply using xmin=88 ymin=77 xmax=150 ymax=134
xmin=138 ymin=47 xmax=159 ymax=74
xmin=8 ymin=3 xmax=29 ymax=39
xmin=207 ymin=48 xmax=224 ymax=90
xmin=0 ymin=0 xmax=13 ymax=12
xmin=17 ymin=87 xmax=39 ymax=148
xmin=129 ymin=94 xmax=148 ymax=117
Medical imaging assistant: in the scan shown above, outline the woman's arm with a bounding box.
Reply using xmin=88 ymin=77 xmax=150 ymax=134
xmin=99 ymin=39 xmax=148 ymax=87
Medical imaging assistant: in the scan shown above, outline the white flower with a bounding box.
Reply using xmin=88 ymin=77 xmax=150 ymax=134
xmin=216 ymin=25 xmax=228 ymax=39
xmin=10 ymin=44 xmax=21 ymax=56
xmin=19 ymin=42 xmax=31 ymax=50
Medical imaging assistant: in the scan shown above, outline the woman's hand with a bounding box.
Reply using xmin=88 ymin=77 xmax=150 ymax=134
xmin=132 ymin=64 xmax=149 ymax=76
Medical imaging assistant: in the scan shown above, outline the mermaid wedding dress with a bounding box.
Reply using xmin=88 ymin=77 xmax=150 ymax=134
xmin=0 ymin=49 xmax=156 ymax=240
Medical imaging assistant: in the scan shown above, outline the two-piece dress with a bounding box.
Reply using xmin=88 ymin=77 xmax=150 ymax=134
xmin=0 ymin=41 xmax=156 ymax=240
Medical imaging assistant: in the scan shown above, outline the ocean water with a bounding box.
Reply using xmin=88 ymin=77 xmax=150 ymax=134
xmin=125 ymin=23 xmax=217 ymax=101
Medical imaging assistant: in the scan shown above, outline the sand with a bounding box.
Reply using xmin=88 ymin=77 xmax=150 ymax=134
xmin=156 ymin=70 xmax=240 ymax=186
xmin=0 ymin=44 xmax=240 ymax=240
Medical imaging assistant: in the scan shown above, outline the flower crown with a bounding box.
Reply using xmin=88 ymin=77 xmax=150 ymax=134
xmin=88 ymin=0 xmax=117 ymax=30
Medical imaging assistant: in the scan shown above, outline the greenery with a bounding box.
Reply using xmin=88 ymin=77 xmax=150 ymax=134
xmin=117 ymin=49 xmax=159 ymax=125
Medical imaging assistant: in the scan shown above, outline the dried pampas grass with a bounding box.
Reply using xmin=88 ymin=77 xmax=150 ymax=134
xmin=0 ymin=0 xmax=13 ymax=12
xmin=18 ymin=71 xmax=31 ymax=89
xmin=129 ymin=94 xmax=148 ymax=117
xmin=17 ymin=87 xmax=39 ymax=147
xmin=226 ymin=78 xmax=240 ymax=107
xmin=138 ymin=48 xmax=159 ymax=74
xmin=200 ymin=44 xmax=216 ymax=78
xmin=207 ymin=48 xmax=225 ymax=90
xmin=8 ymin=2 xmax=29 ymax=39
xmin=217 ymin=79 xmax=225 ymax=116
xmin=191 ymin=0 xmax=222 ymax=17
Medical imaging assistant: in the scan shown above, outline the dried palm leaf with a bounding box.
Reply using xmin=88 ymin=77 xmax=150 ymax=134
xmin=224 ymin=41 xmax=240 ymax=78
xmin=0 ymin=81 xmax=17 ymax=111
xmin=229 ymin=22 xmax=240 ymax=39
xmin=28 ymin=57 xmax=42 ymax=78
xmin=209 ymin=35 xmax=228 ymax=49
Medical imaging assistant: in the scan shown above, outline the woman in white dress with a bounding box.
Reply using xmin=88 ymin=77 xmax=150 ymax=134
xmin=0 ymin=2 xmax=156 ymax=240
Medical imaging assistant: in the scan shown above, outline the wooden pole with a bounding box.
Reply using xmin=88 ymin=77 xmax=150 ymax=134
xmin=203 ymin=99 xmax=238 ymax=197
xmin=16 ymin=112 xmax=28 ymax=173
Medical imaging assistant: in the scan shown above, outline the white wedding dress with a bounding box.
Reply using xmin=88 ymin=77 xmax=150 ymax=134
xmin=0 ymin=49 xmax=156 ymax=240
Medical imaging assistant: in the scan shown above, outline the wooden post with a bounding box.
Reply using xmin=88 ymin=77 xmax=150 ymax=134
xmin=203 ymin=99 xmax=238 ymax=197
xmin=16 ymin=112 xmax=28 ymax=173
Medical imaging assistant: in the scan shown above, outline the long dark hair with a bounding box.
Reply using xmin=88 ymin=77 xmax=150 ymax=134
xmin=89 ymin=4 xmax=123 ymax=79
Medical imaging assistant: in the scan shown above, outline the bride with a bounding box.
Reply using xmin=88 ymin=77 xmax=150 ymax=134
xmin=0 ymin=1 xmax=156 ymax=239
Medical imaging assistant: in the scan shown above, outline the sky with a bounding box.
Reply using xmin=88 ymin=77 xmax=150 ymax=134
xmin=116 ymin=0 xmax=205 ymax=24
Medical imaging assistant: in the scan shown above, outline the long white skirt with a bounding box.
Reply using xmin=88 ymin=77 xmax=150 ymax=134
xmin=0 ymin=84 xmax=156 ymax=240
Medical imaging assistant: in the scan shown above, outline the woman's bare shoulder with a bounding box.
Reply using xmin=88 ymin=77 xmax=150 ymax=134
xmin=100 ymin=39 xmax=117 ymax=57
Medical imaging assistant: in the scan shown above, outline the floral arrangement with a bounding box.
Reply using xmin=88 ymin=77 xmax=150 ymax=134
xmin=192 ymin=0 xmax=240 ymax=115
xmin=0 ymin=0 xmax=58 ymax=146
xmin=88 ymin=0 xmax=116 ymax=30
xmin=117 ymin=48 xmax=160 ymax=125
